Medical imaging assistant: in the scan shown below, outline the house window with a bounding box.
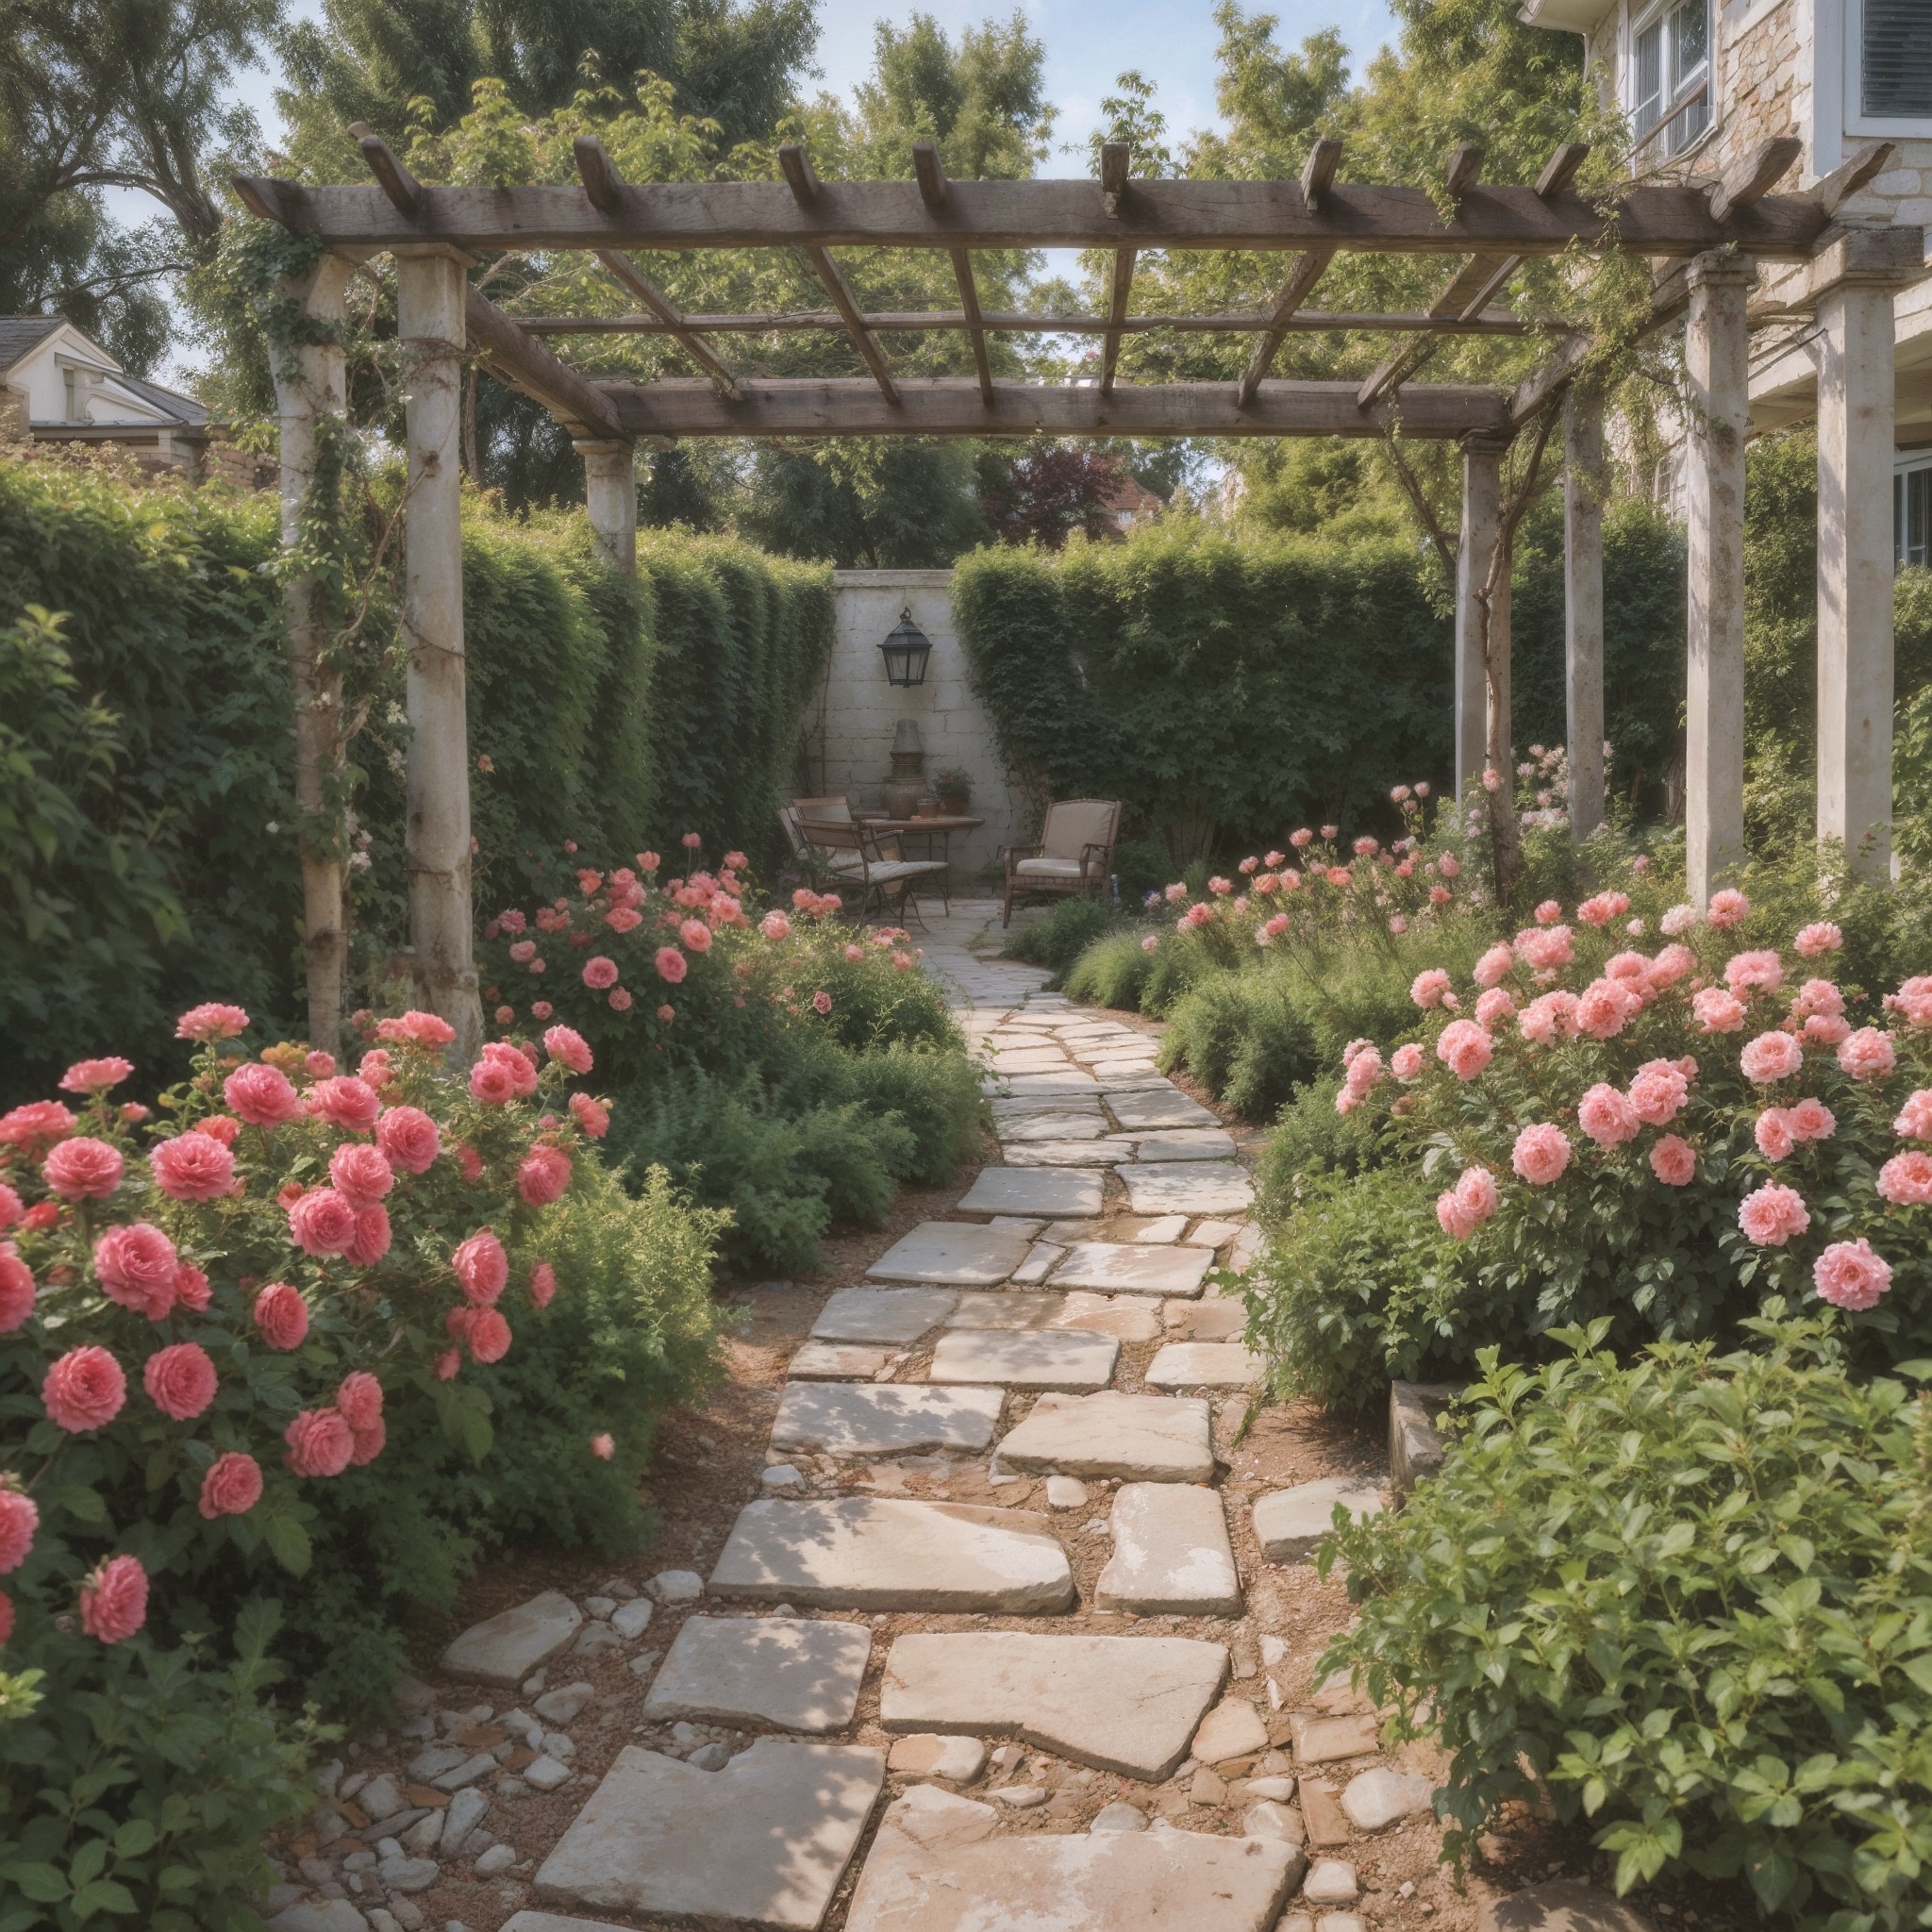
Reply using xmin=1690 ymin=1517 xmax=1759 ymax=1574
xmin=1633 ymin=0 xmax=1711 ymax=158
xmin=1899 ymin=460 xmax=1932 ymax=571
xmin=1864 ymin=0 xmax=1932 ymax=119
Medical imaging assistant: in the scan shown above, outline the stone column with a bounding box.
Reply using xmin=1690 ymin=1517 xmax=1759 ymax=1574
xmin=577 ymin=440 xmax=639 ymax=575
xmin=1456 ymin=435 xmax=1507 ymax=803
xmin=1816 ymin=270 xmax=1901 ymax=881
xmin=1563 ymin=387 xmax=1607 ymax=840
xmin=395 ymin=244 xmax=482 ymax=1058
xmin=273 ymin=253 xmax=356 ymax=1056
xmin=1683 ymin=253 xmax=1754 ymax=908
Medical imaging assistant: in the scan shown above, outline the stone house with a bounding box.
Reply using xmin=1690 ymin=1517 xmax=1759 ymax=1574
xmin=1520 ymin=0 xmax=1932 ymax=558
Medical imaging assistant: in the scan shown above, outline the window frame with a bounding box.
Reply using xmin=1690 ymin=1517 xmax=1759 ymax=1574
xmin=1845 ymin=0 xmax=1932 ymax=138
xmin=1628 ymin=0 xmax=1716 ymax=161
xmin=1897 ymin=452 xmax=1932 ymax=572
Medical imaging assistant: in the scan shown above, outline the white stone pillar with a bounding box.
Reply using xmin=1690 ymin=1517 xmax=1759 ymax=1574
xmin=576 ymin=439 xmax=639 ymax=575
xmin=1816 ymin=275 xmax=1899 ymax=881
xmin=1456 ymin=435 xmax=1507 ymax=803
xmin=274 ymin=254 xmax=356 ymax=1056
xmin=395 ymin=244 xmax=482 ymax=1058
xmin=1683 ymin=253 xmax=1754 ymax=908
xmin=1564 ymin=387 xmax=1607 ymax=840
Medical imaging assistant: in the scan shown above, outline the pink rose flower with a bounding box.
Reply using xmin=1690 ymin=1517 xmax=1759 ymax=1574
xmin=1515 ymin=924 xmax=1574 ymax=973
xmin=0 ymin=1249 xmax=36 ymax=1331
xmin=198 ymin=1451 xmax=263 ymax=1519
xmin=1574 ymin=978 xmax=1638 ymax=1041
xmin=1790 ymin=978 xmax=1844 ymax=1021
xmin=1755 ymin=1108 xmax=1795 ymax=1160
xmin=348 ymin=1414 xmax=386 ymax=1465
xmin=812 ymin=990 xmax=834 ymax=1017
xmin=436 ymin=1348 xmax=461 ymax=1381
xmin=375 ymin=1010 xmax=457 ymax=1051
xmin=0 ymin=1186 xmax=18 ymax=1233
xmin=1648 ymin=944 xmax=1696 ymax=989
xmin=288 ymin=1187 xmax=358 ymax=1257
xmin=543 ymin=1024 xmax=593 ymax=1074
xmin=1724 ymin=950 xmax=1783 ymax=997
xmin=151 ymin=1130 xmax=238 ymax=1202
xmin=79 ymin=1554 xmax=147 ymax=1643
xmin=1890 ymin=976 xmax=1932 ymax=1027
xmin=453 ymin=1229 xmax=509 ymax=1307
xmin=175 ymin=1002 xmax=250 ymax=1042
xmin=376 ymin=1105 xmax=441 ymax=1174
xmin=253 ymin=1282 xmax=309 ymax=1350
xmin=1511 ymin=1124 xmax=1572 ymax=1186
xmin=59 ymin=1057 xmax=135 ymax=1094
xmin=528 ymin=1261 xmax=558 ymax=1308
xmin=1838 ymin=1027 xmax=1897 ymax=1081
xmin=142 ymin=1342 xmax=217 ymax=1421
xmin=570 ymin=1091 xmax=610 ymax=1139
xmin=173 ymin=1263 xmax=210 ymax=1311
xmin=358 ymin=1049 xmax=395 ymax=1089
xmin=1519 ymin=991 xmax=1578 ymax=1045
xmin=1650 ymin=1136 xmax=1696 ymax=1186
xmin=591 ymin=1432 xmax=615 ymax=1459
xmin=306 ymin=1076 xmax=381 ymax=1134
xmin=42 ymin=1136 xmax=125 ymax=1202
xmin=517 ymin=1144 xmax=572 ymax=1208
xmin=760 ymin=910 xmax=791 ymax=941
xmin=329 ymin=1143 xmax=393 ymax=1209
xmin=1788 ymin=1097 xmax=1836 ymax=1142
xmin=284 ymin=1407 xmax=355 ymax=1478
xmin=469 ymin=1057 xmax=518 ymax=1107
xmin=224 ymin=1063 xmax=302 ymax=1126
xmin=1628 ymin=1060 xmax=1689 ymax=1125
xmin=1794 ymin=922 xmax=1842 ymax=957
xmin=1812 ymin=1238 xmax=1891 ymax=1311
xmin=1740 ymin=1030 xmax=1804 ymax=1084
xmin=1895 ymin=1090 xmax=1932 ymax=1141
xmin=606 ymin=907 xmax=642 ymax=933
xmin=1436 ymin=1020 xmax=1493 ymax=1081
xmin=509 ymin=939 xmax=537 ymax=963
xmin=583 ymin=956 xmax=620 ymax=991
xmin=1875 ymin=1151 xmax=1932 ymax=1205
xmin=0 ymin=1488 xmax=38 ymax=1573
xmin=336 ymin=1370 xmax=384 ymax=1434
xmin=466 ymin=1307 xmax=512 ymax=1363
xmin=1410 ymin=969 xmax=1453 ymax=1009
xmin=1436 ymin=1190 xmax=1475 ymax=1240
xmin=43 ymin=1345 xmax=126 ymax=1431
xmin=1578 ymin=1083 xmax=1641 ymax=1148
xmin=457 ymin=1145 xmax=483 ymax=1183
xmin=656 ymin=947 xmax=689 ymax=985
xmin=345 ymin=1204 xmax=391 ymax=1267
xmin=679 ymin=919 xmax=713 ymax=955
xmin=1474 ymin=988 xmax=1516 ymax=1033
xmin=1472 ymin=943 xmax=1514 ymax=989
xmin=1739 ymin=1183 xmax=1809 ymax=1246
xmin=1390 ymin=1043 xmax=1425 ymax=1083
xmin=93 ymin=1223 xmax=179 ymax=1319
xmin=1707 ymin=888 xmax=1750 ymax=929
xmin=1692 ymin=988 xmax=1745 ymax=1034
xmin=1804 ymin=1014 xmax=1852 ymax=1046
xmin=1455 ymin=1166 xmax=1499 ymax=1223
xmin=0 ymin=1101 xmax=76 ymax=1151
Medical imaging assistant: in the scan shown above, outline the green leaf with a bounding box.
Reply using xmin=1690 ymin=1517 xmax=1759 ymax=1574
xmin=70 ymin=1876 xmax=138 ymax=1919
xmin=58 ymin=1484 xmax=108 ymax=1524
xmin=110 ymin=1820 xmax=155 ymax=1859
xmin=6 ymin=1861 xmax=69 ymax=1902
xmin=261 ymin=1511 xmax=312 ymax=1577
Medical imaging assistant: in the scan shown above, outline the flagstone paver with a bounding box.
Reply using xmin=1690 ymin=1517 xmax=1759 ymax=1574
xmin=1048 ymin=1292 xmax=1163 ymax=1341
xmin=1253 ymin=1477 xmax=1387 ymax=1562
xmin=943 ymin=1291 xmax=1067 ymax=1329
xmin=878 ymin=1632 xmax=1228 ymax=1779
xmin=441 ymin=1591 xmax=583 ymax=1685
xmin=710 ymin=1498 xmax=1076 ymax=1611
xmin=995 ymin=1391 xmax=1215 ymax=1482
xmin=1145 ymin=1342 xmax=1268 ymax=1390
xmin=1123 ymin=1162 xmax=1257 ymax=1216
xmin=865 ymin=1225 xmax=1032 ymax=1288
xmin=1050 ymin=1241 xmax=1214 ymax=1297
xmin=996 ymin=1111 xmax=1109 ymax=1141
xmin=790 ymin=1341 xmax=897 ymax=1380
xmin=927 ymin=1327 xmax=1119 ymax=1391
xmin=533 ymin=1740 xmax=884 ymax=1929
xmin=771 ymin=1383 xmax=1005 ymax=1457
xmin=642 ymin=1616 xmax=874 ymax=1733
xmin=1095 ymin=1483 xmax=1242 ymax=1616
xmin=955 ymin=1167 xmax=1106 ymax=1217
xmin=1108 ymin=1090 xmax=1221 ymax=1130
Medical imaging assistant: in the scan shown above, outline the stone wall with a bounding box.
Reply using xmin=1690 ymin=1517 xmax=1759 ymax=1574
xmin=802 ymin=570 xmax=1027 ymax=887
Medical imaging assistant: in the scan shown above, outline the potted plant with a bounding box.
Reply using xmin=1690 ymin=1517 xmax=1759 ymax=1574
xmin=935 ymin=768 xmax=973 ymax=814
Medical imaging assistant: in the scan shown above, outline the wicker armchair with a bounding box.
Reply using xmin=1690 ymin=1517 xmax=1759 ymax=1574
xmin=796 ymin=814 xmax=946 ymax=922
xmin=1002 ymin=799 xmax=1121 ymax=927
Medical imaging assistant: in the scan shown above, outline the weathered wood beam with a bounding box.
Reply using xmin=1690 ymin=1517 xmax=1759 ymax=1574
xmin=229 ymin=175 xmax=1834 ymax=258
xmin=1708 ymin=135 xmax=1803 ymax=222
xmin=1535 ymin=142 xmax=1591 ymax=200
xmin=574 ymin=135 xmax=623 ymax=214
xmin=1236 ymin=249 xmax=1334 ymax=406
xmin=520 ymin=305 xmax=1548 ymax=336
xmin=1809 ymin=140 xmax=1892 ymax=218
xmin=593 ymin=375 xmax=1510 ymax=439
xmin=1442 ymin=143 xmax=1485 ymax=207
xmin=464 ymin=289 xmax=630 ymax=441
xmin=1101 ymin=142 xmax=1130 ymax=219
xmin=778 ymin=142 xmax=900 ymax=406
xmin=1101 ymin=245 xmax=1136 ymax=393
xmin=914 ymin=142 xmax=993 ymax=404
xmin=593 ymin=250 xmax=741 ymax=398
xmin=1301 ymin=138 xmax=1343 ymax=212
xmin=1357 ymin=248 xmax=1520 ymax=407
xmin=347 ymin=123 xmax=423 ymax=216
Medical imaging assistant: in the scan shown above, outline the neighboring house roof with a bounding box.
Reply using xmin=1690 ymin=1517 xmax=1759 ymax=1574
xmin=1097 ymin=472 xmax=1162 ymax=523
xmin=110 ymin=372 xmax=208 ymax=427
xmin=1517 ymin=0 xmax=1616 ymax=32
xmin=0 ymin=315 xmax=64 ymax=377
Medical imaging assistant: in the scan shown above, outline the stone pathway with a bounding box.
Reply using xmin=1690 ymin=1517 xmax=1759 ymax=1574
xmin=268 ymin=902 xmax=1447 ymax=1932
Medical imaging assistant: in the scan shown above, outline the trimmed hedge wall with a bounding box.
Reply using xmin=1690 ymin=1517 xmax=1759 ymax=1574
xmin=0 ymin=455 xmax=832 ymax=1103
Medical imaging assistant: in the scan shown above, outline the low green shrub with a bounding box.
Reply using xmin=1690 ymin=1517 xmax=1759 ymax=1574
xmin=1158 ymin=970 xmax=1318 ymax=1122
xmin=1063 ymin=932 xmax=1155 ymax=1010
xmin=831 ymin=1044 xmax=985 ymax=1187
xmin=998 ymin=897 xmax=1119 ymax=979
xmin=1323 ymin=1315 xmax=1932 ymax=1930
xmin=1255 ymin=1074 xmax=1394 ymax=1192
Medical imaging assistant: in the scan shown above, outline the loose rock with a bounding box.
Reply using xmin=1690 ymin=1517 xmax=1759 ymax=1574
xmin=441 ymin=1593 xmax=583 ymax=1688
xmin=1191 ymin=1699 xmax=1270 ymax=1765
xmin=1252 ymin=1479 xmax=1387 ymax=1564
xmin=1341 ymin=1766 xmax=1434 ymax=1832
xmin=647 ymin=1570 xmax=704 ymax=1605
xmin=1303 ymin=1859 xmax=1360 ymax=1906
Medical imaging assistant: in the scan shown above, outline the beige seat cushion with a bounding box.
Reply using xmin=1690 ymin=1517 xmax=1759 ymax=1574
xmin=1015 ymin=855 xmax=1089 ymax=881
xmin=867 ymin=859 xmax=947 ymax=882
xmin=1040 ymin=801 xmax=1117 ymax=864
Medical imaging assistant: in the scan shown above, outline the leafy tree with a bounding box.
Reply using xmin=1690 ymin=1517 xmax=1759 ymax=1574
xmin=739 ymin=441 xmax=990 ymax=569
xmin=976 ymin=441 xmax=1132 ymax=549
xmin=0 ymin=192 xmax=176 ymax=375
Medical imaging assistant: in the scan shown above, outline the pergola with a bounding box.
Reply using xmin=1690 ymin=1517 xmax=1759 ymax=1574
xmin=237 ymin=130 xmax=1924 ymax=1051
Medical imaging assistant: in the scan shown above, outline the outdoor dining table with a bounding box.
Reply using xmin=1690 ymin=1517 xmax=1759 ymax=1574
xmin=854 ymin=814 xmax=985 ymax=912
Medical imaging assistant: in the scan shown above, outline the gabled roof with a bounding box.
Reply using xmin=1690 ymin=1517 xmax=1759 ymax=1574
xmin=0 ymin=315 xmax=64 ymax=376
xmin=110 ymin=372 xmax=208 ymax=426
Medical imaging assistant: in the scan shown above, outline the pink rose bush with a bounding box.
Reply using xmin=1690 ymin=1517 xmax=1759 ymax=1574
xmin=0 ymin=1010 xmax=593 ymax=1674
xmin=1336 ymin=886 xmax=1932 ymax=1362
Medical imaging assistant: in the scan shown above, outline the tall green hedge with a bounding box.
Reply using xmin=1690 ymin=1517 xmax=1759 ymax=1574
xmin=0 ymin=455 xmax=832 ymax=1102
xmin=955 ymin=511 xmax=1690 ymax=862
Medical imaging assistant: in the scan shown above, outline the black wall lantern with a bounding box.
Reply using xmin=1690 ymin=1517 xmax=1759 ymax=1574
xmin=879 ymin=608 xmax=933 ymax=687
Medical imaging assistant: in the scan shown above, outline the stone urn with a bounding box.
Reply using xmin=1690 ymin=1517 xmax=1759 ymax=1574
xmin=883 ymin=718 xmax=926 ymax=818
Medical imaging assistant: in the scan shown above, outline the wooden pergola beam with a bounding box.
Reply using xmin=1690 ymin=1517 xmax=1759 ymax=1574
xmin=1236 ymin=250 xmax=1334 ymax=406
xmin=517 ymin=305 xmax=1548 ymax=337
xmin=914 ymin=142 xmax=992 ymax=404
xmin=594 ymin=375 xmax=1510 ymax=439
xmin=463 ymin=289 xmax=631 ymax=441
xmin=231 ymin=175 xmax=1837 ymax=258
xmin=778 ymin=142 xmax=900 ymax=406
